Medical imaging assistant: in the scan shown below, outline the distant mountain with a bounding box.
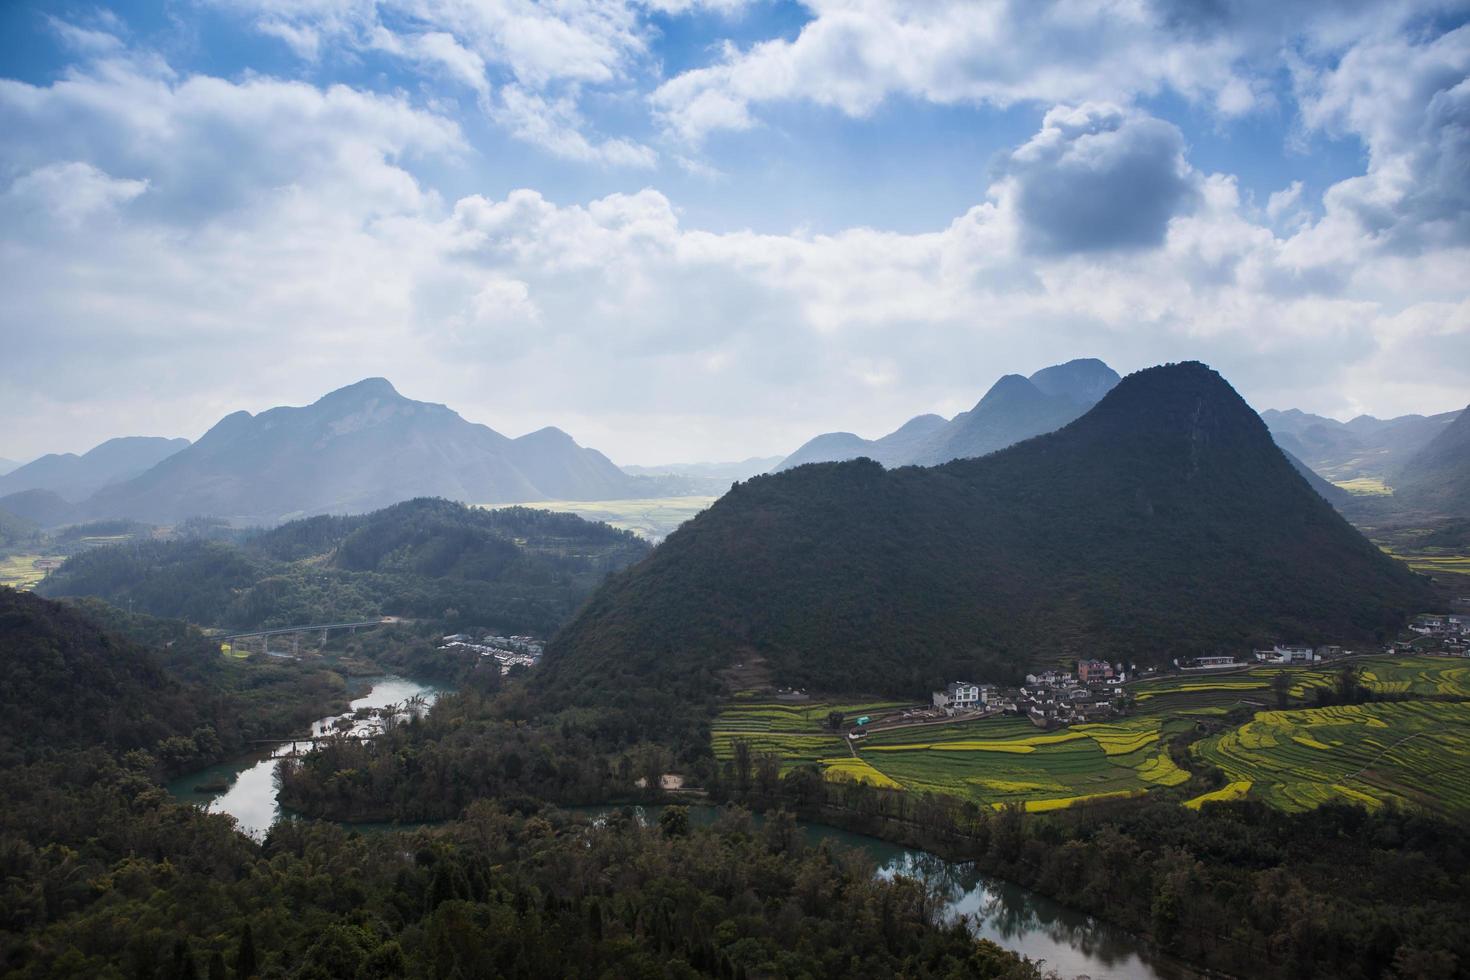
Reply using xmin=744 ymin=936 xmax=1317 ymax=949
xmin=0 ymin=436 xmax=188 ymax=502
xmin=1282 ymin=449 xmax=1352 ymax=506
xmin=1393 ymin=403 xmax=1470 ymax=517
xmin=0 ymin=489 xmax=78 ymax=527
xmin=774 ymin=358 xmax=1120 ymax=471
xmin=1261 ymin=407 xmax=1459 ymax=483
xmin=80 ymin=379 xmax=665 ymax=525
xmin=40 ymin=497 xmax=650 ymax=633
xmin=543 ymin=363 xmax=1428 ymax=711
xmin=0 ymin=458 xmax=19 ymax=476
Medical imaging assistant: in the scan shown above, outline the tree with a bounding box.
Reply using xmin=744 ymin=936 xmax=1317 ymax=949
xmin=1271 ymin=671 xmax=1292 ymax=709
xmin=236 ymin=923 xmax=258 ymax=980
xmin=1337 ymin=662 xmax=1361 ymax=704
xmin=826 ymin=710 xmax=845 ymax=731
xmin=659 ymin=805 xmax=690 ymax=838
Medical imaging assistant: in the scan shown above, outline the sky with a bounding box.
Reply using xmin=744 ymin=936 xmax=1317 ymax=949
xmin=1 ymin=0 xmax=1468 ymax=465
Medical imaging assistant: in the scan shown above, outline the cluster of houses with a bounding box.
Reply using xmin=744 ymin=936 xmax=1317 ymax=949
xmin=439 ymin=632 xmax=545 ymax=674
xmin=931 ymin=660 xmax=1130 ymax=729
xmin=1406 ymin=615 xmax=1469 ymax=655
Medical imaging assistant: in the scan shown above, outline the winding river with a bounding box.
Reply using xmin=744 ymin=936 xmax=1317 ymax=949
xmin=171 ymin=677 xmax=1191 ymax=979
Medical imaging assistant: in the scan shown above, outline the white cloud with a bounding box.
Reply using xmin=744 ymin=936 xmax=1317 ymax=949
xmin=1 ymin=32 xmax=1467 ymax=463
xmin=494 ymin=86 xmax=657 ymax=167
xmin=650 ymin=0 xmax=1461 ymax=144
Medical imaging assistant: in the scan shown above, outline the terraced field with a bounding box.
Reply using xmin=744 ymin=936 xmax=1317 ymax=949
xmin=713 ymin=657 xmax=1470 ymax=815
xmin=1194 ymin=701 xmax=1470 ymax=817
xmin=857 ymin=715 xmax=1191 ymax=808
xmin=711 ymin=699 xmax=910 ymax=776
xmin=0 ymin=554 xmax=63 ymax=590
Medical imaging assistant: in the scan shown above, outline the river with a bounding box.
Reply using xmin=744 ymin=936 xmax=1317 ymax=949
xmin=171 ymin=678 xmax=1189 ymax=979
xmin=167 ymin=674 xmax=444 ymax=839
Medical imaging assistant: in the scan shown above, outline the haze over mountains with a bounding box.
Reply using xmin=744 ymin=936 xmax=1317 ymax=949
xmin=0 ymin=436 xmax=190 ymax=502
xmin=4 ymin=379 xmax=693 ymax=527
xmin=543 ymin=363 xmax=1430 ymax=704
xmin=775 ymin=358 xmax=1121 ymax=470
xmin=1261 ymin=408 xmax=1460 ymax=483
xmin=1393 ymin=404 xmax=1470 ymax=518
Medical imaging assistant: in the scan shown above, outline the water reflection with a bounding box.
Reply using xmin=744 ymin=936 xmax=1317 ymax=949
xmin=167 ymin=675 xmax=441 ymax=839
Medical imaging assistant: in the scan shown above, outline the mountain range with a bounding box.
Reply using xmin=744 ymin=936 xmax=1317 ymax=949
xmin=1261 ymin=407 xmax=1460 ymax=483
xmin=0 ymin=436 xmax=190 ymax=502
xmin=774 ymin=358 xmax=1121 ymax=471
xmin=4 ymin=379 xmax=691 ymax=527
xmin=541 ymin=362 xmax=1431 ymax=709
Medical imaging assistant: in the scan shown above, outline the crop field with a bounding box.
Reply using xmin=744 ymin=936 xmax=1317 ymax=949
xmin=713 ymin=657 xmax=1470 ymax=816
xmin=0 ymin=554 xmax=64 ymax=590
xmin=711 ymin=698 xmax=909 ymax=773
xmin=1379 ymin=547 xmax=1470 ymax=579
xmin=1243 ymin=656 xmax=1470 ymax=699
xmin=1333 ymin=477 xmax=1393 ymax=496
xmin=1193 ymin=701 xmax=1470 ymax=817
xmin=855 ymin=716 xmax=1191 ymax=808
xmin=487 ymin=496 xmax=720 ymax=543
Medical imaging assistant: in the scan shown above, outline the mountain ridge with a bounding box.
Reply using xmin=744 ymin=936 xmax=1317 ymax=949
xmin=774 ymin=358 xmax=1121 ymax=472
xmin=542 ymin=362 xmax=1429 ymax=710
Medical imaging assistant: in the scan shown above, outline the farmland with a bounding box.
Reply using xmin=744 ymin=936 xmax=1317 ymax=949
xmin=0 ymin=554 xmax=64 ymax=590
xmin=714 ymin=656 xmax=1470 ymax=816
xmin=488 ymin=496 xmax=719 ymax=543
xmin=1194 ymin=701 xmax=1470 ymax=817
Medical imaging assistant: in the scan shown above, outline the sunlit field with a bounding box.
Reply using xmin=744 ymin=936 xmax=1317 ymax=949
xmin=483 ymin=496 xmax=720 ymax=542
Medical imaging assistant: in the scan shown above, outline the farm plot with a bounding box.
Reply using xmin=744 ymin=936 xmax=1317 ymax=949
xmin=1249 ymin=657 xmax=1470 ymax=699
xmin=711 ymin=698 xmax=908 ymax=774
xmin=856 ymin=715 xmax=1190 ymax=808
xmin=1193 ymin=701 xmax=1470 ymax=817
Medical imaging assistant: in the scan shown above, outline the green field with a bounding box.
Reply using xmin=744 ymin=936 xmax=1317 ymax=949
xmin=0 ymin=554 xmax=64 ymax=590
xmin=1194 ymin=701 xmax=1470 ymax=817
xmin=484 ymin=496 xmax=720 ymax=543
xmin=715 ymin=657 xmax=1470 ymax=816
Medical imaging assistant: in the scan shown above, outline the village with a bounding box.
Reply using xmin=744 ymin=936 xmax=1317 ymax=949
xmin=438 ymin=632 xmax=545 ymax=674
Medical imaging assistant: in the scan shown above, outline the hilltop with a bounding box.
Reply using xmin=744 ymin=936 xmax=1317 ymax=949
xmin=542 ymin=363 xmax=1430 ymax=708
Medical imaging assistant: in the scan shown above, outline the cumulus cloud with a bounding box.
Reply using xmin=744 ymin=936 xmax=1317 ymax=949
xmin=1 ymin=22 xmax=1468 ymax=462
xmin=1298 ymin=23 xmax=1470 ymax=251
xmin=207 ymin=0 xmax=671 ymax=166
xmin=997 ymin=103 xmax=1200 ymax=254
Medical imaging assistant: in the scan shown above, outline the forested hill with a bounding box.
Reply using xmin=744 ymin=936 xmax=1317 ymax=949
xmin=1393 ymin=401 xmax=1470 ymax=518
xmin=38 ymin=498 xmax=649 ymax=633
xmin=0 ymin=588 xmax=207 ymax=759
xmin=542 ymin=362 xmax=1432 ymax=705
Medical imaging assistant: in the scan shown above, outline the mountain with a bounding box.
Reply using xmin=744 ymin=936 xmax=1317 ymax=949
xmin=542 ymin=363 xmax=1429 ymax=709
xmin=39 ymin=497 xmax=650 ymax=633
xmin=1393 ymin=403 xmax=1470 ymax=517
xmin=81 ymin=379 xmax=661 ymax=525
xmin=0 ymin=588 xmax=208 ymax=757
xmin=0 ymin=488 xmax=79 ymax=526
xmin=0 ymin=436 xmax=189 ymax=502
xmin=1282 ymin=449 xmax=1352 ymax=506
xmin=0 ymin=457 xmax=19 ymax=476
xmin=774 ymin=358 xmax=1120 ymax=471
xmin=1261 ymin=407 xmax=1460 ymax=483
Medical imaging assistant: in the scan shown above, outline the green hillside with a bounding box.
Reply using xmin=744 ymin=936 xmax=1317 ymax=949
xmin=543 ymin=363 xmax=1432 ymax=712
xmin=38 ymin=498 xmax=649 ymax=633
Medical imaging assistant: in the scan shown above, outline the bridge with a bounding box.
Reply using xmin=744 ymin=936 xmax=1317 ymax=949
xmin=219 ymin=618 xmax=395 ymax=641
xmin=219 ymin=617 xmax=402 ymax=657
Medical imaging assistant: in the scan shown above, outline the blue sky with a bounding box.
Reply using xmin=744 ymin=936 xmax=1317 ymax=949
xmin=1 ymin=0 xmax=1468 ymax=463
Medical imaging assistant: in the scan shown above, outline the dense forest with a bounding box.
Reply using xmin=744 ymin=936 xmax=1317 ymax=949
xmin=543 ymin=363 xmax=1432 ymax=710
xmin=0 ymin=589 xmax=1044 ymax=979
xmin=37 ymin=498 xmax=649 ymax=634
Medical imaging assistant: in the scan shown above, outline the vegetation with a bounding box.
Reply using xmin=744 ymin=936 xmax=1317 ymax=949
xmin=38 ymin=498 xmax=649 ymax=633
xmin=0 ymin=591 xmax=1044 ymax=979
xmin=543 ymin=364 xmax=1431 ymax=720
xmin=499 ymin=495 xmax=721 ymax=543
